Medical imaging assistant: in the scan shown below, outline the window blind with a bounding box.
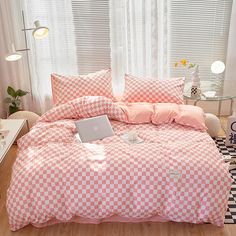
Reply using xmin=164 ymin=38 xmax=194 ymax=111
xmin=71 ymin=0 xmax=110 ymax=74
xmin=169 ymin=0 xmax=233 ymax=80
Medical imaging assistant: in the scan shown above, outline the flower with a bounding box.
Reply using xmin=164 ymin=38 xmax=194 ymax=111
xmin=180 ymin=59 xmax=188 ymax=66
xmin=174 ymin=59 xmax=197 ymax=70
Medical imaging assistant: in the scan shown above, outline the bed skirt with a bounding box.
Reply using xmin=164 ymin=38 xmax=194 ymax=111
xmin=32 ymin=215 xmax=170 ymax=228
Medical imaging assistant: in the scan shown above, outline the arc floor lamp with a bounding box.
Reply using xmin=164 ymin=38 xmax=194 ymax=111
xmin=5 ymin=10 xmax=49 ymax=97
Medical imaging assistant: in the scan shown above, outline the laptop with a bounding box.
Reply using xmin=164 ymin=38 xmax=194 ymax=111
xmin=75 ymin=115 xmax=114 ymax=142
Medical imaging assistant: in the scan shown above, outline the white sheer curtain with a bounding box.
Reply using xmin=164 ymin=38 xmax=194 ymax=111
xmin=110 ymin=0 xmax=233 ymax=95
xmin=0 ymin=0 xmax=31 ymax=118
xmin=21 ymin=0 xmax=78 ymax=114
xmin=110 ymin=0 xmax=170 ymax=95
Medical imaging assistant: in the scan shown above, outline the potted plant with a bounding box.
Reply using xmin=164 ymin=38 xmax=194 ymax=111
xmin=4 ymin=86 xmax=28 ymax=115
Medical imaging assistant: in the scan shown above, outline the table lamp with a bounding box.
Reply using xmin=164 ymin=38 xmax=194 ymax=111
xmin=211 ymin=60 xmax=225 ymax=79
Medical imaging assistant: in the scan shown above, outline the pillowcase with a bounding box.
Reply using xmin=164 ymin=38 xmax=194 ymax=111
xmin=51 ymin=69 xmax=113 ymax=105
xmin=123 ymin=74 xmax=185 ymax=104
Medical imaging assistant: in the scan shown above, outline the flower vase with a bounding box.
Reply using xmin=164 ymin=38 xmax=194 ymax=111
xmin=191 ymin=65 xmax=201 ymax=98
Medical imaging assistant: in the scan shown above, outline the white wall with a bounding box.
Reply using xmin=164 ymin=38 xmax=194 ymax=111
xmin=225 ymin=0 xmax=236 ymax=81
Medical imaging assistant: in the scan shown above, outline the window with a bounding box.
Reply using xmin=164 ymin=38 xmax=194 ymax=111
xmin=21 ymin=0 xmax=233 ymax=113
xmin=23 ymin=0 xmax=232 ymax=79
xmin=71 ymin=0 xmax=110 ymax=74
xmin=169 ymin=0 xmax=233 ymax=80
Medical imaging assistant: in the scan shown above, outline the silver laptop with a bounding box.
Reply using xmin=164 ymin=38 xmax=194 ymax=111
xmin=75 ymin=115 xmax=114 ymax=142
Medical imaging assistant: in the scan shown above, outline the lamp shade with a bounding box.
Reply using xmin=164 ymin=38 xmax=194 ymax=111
xmin=32 ymin=20 xmax=49 ymax=39
xmin=211 ymin=61 xmax=225 ymax=74
xmin=5 ymin=44 xmax=22 ymax=61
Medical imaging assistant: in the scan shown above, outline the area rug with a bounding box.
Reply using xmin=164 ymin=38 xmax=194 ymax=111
xmin=213 ymin=137 xmax=236 ymax=224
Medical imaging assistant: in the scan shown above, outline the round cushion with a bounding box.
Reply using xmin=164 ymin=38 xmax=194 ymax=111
xmin=8 ymin=111 xmax=40 ymax=140
xmin=205 ymin=113 xmax=221 ymax=137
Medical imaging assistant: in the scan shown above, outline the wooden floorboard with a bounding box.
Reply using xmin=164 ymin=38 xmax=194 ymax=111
xmin=1 ymin=138 xmax=236 ymax=236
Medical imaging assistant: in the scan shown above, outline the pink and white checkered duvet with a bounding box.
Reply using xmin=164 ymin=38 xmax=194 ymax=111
xmin=7 ymin=97 xmax=232 ymax=231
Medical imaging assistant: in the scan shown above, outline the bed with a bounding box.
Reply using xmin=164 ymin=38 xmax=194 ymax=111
xmin=7 ymin=96 xmax=232 ymax=231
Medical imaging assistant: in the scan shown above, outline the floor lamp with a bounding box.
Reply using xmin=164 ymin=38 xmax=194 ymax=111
xmin=5 ymin=10 xmax=49 ymax=99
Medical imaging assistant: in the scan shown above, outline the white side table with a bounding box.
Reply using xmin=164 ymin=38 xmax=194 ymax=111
xmin=0 ymin=119 xmax=26 ymax=163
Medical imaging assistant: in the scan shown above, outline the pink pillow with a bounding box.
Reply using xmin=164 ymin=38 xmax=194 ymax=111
xmin=175 ymin=105 xmax=207 ymax=131
xmin=152 ymin=103 xmax=179 ymax=125
xmin=51 ymin=69 xmax=113 ymax=105
xmin=123 ymin=74 xmax=185 ymax=104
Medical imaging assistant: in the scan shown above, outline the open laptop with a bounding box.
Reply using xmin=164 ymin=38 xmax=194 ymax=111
xmin=75 ymin=115 xmax=114 ymax=142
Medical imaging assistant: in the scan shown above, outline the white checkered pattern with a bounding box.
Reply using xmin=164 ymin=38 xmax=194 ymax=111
xmin=7 ymin=99 xmax=232 ymax=231
xmin=51 ymin=69 xmax=113 ymax=105
xmin=37 ymin=96 xmax=126 ymax=124
xmin=123 ymin=74 xmax=185 ymax=103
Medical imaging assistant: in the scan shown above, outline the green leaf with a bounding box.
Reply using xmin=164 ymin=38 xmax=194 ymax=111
xmin=11 ymin=101 xmax=17 ymax=106
xmin=4 ymin=97 xmax=12 ymax=103
xmin=188 ymin=63 xmax=196 ymax=69
xmin=9 ymin=105 xmax=19 ymax=115
xmin=7 ymin=86 xmax=16 ymax=98
xmin=15 ymin=89 xmax=28 ymax=97
xmin=15 ymin=100 xmax=21 ymax=107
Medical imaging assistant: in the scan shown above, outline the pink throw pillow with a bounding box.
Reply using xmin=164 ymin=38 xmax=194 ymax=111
xmin=51 ymin=69 xmax=113 ymax=105
xmin=123 ymin=74 xmax=185 ymax=104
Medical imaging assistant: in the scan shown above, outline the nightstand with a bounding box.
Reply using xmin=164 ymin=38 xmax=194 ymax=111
xmin=0 ymin=119 xmax=26 ymax=163
xmin=184 ymin=80 xmax=236 ymax=116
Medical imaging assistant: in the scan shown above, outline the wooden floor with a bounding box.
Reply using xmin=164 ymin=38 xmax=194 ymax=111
xmin=1 ymin=123 xmax=236 ymax=236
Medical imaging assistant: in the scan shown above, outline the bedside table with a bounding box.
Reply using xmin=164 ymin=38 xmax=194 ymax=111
xmin=0 ymin=119 xmax=26 ymax=163
xmin=184 ymin=80 xmax=236 ymax=116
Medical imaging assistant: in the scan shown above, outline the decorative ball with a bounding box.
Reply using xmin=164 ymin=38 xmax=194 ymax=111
xmin=205 ymin=113 xmax=221 ymax=137
xmin=8 ymin=111 xmax=40 ymax=140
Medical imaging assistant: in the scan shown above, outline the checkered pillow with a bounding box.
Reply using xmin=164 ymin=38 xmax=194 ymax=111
xmin=123 ymin=74 xmax=185 ymax=104
xmin=51 ymin=69 xmax=113 ymax=105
